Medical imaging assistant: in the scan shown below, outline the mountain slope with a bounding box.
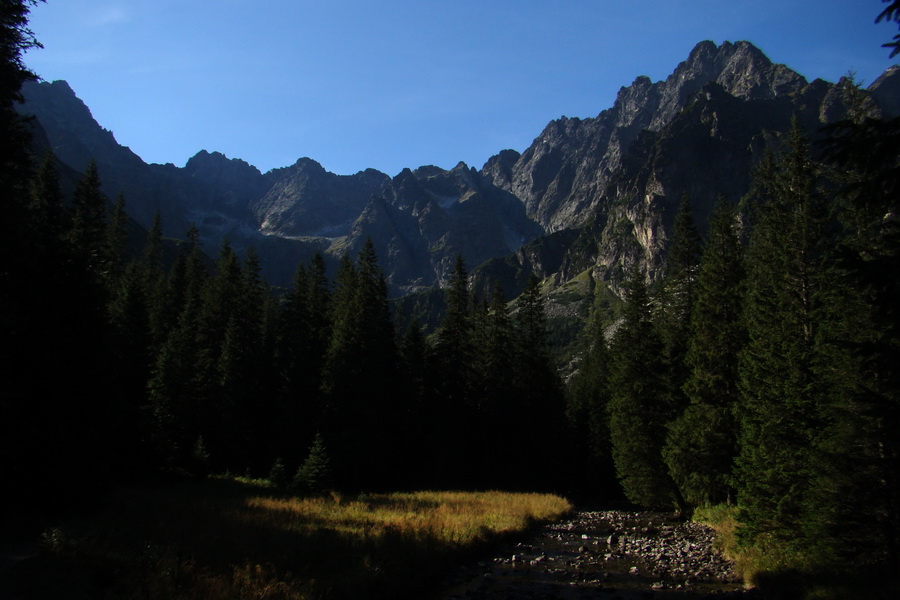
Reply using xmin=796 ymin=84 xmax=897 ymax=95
xmin=478 ymin=41 xmax=898 ymax=296
xmin=17 ymin=41 xmax=899 ymax=299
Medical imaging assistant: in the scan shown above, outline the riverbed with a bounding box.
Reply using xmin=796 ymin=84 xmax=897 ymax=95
xmin=434 ymin=509 xmax=762 ymax=599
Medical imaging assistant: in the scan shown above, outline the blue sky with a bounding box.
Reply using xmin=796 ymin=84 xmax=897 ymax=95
xmin=22 ymin=0 xmax=898 ymax=176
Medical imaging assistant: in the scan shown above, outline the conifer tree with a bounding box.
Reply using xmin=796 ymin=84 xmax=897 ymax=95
xmin=513 ymin=275 xmax=563 ymax=414
xmin=285 ymin=253 xmax=331 ymax=439
xmin=2 ymin=1 xmax=122 ymax=500
xmin=28 ymin=150 xmax=65 ymax=248
xmin=399 ymin=318 xmax=429 ymax=405
xmin=165 ymin=224 xmax=207 ymax=332
xmin=68 ymin=160 xmax=109 ymax=277
xmin=664 ymin=197 xmax=745 ymax=506
xmin=105 ymin=193 xmax=129 ymax=280
xmin=435 ymin=255 xmax=474 ymax=406
xmin=306 ymin=252 xmax=331 ymax=360
xmin=567 ymin=309 xmax=615 ymax=495
xmin=820 ymin=82 xmax=900 ymax=565
xmin=509 ymin=275 xmax=567 ymax=489
xmin=431 ymin=255 xmax=485 ymax=484
xmin=478 ymin=284 xmax=515 ymax=414
xmin=107 ymin=259 xmax=153 ymax=460
xmin=655 ymin=194 xmax=702 ymax=409
xmin=322 ymin=254 xmax=359 ymax=401
xmin=146 ymin=227 xmax=208 ymax=468
xmin=465 ymin=284 xmax=517 ymax=486
xmin=139 ymin=212 xmax=169 ymax=348
xmin=0 ymin=0 xmax=41 ymax=211
xmin=274 ymin=261 xmax=315 ymax=461
xmin=609 ymin=267 xmax=687 ymax=512
xmin=146 ymin=293 xmax=203 ymax=466
xmin=209 ymin=246 xmax=270 ymax=471
xmin=293 ymin=432 xmax=333 ymax=495
xmin=321 ymin=241 xmax=399 ymax=490
xmin=735 ymin=121 xmax=839 ymax=548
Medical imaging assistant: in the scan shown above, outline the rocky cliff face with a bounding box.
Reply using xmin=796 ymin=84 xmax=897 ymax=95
xmin=17 ymin=41 xmax=899 ymax=299
xmin=479 ymin=40 xmax=898 ymax=299
xmin=17 ymin=82 xmax=544 ymax=293
xmin=482 ymin=41 xmax=809 ymax=234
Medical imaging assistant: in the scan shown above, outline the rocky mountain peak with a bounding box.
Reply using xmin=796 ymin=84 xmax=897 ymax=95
xmin=647 ymin=40 xmax=806 ymax=131
xmin=20 ymin=79 xmax=143 ymax=174
xmin=182 ymin=150 xmax=265 ymax=216
xmin=290 ymin=156 xmax=328 ymax=175
xmin=185 ymin=150 xmax=261 ymax=177
xmin=869 ymin=64 xmax=900 ymax=118
xmin=18 ymin=42 xmax=899 ymax=300
xmin=481 ymin=40 xmax=817 ymax=234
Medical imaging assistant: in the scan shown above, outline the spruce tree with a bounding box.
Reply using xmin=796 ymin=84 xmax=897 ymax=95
xmin=0 ymin=0 xmax=41 ymax=210
xmin=275 ymin=261 xmax=315 ymax=462
xmin=468 ymin=284 xmax=517 ymax=487
xmin=655 ymin=194 xmax=702 ymax=408
xmin=820 ymin=89 xmax=900 ymax=565
xmin=657 ymin=194 xmax=703 ymax=347
xmin=567 ymin=308 xmax=615 ymax=496
xmin=107 ymin=260 xmax=153 ymax=466
xmin=435 ymin=255 xmax=474 ymax=405
xmin=609 ymin=267 xmax=687 ymax=512
xmin=140 ymin=212 xmax=168 ymax=348
xmin=67 ymin=160 xmax=109 ymax=278
xmin=105 ymin=193 xmax=129 ymax=280
xmin=146 ymin=227 xmax=208 ymax=469
xmin=321 ymin=241 xmax=399 ymax=490
xmin=146 ymin=295 xmax=203 ymax=466
xmin=432 ymin=255 xmax=476 ymax=485
xmin=734 ymin=121 xmax=839 ymax=549
xmin=395 ymin=317 xmax=436 ymax=489
xmin=28 ymin=150 xmax=65 ymax=248
xmin=664 ymin=197 xmax=745 ymax=506
xmin=508 ymin=275 xmax=567 ymax=490
xmin=293 ymin=433 xmax=333 ymax=495
xmin=478 ymin=285 xmax=515 ymax=414
xmin=2 ymin=1 xmax=125 ymax=502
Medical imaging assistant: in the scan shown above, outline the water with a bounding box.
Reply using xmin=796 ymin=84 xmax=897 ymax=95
xmin=433 ymin=510 xmax=760 ymax=599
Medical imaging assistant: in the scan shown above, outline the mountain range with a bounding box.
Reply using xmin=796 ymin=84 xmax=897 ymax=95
xmin=17 ymin=40 xmax=900 ymax=309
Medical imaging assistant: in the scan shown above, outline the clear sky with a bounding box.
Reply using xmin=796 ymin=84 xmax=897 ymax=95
xmin=22 ymin=0 xmax=899 ymax=176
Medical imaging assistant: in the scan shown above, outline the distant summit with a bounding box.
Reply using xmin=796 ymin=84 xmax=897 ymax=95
xmin=17 ymin=41 xmax=900 ymax=297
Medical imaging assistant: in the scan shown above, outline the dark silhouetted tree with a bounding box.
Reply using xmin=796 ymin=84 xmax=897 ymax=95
xmin=734 ymin=122 xmax=841 ymax=550
xmin=609 ymin=268 xmax=687 ymax=512
xmin=293 ymin=432 xmax=333 ymax=495
xmin=664 ymin=197 xmax=745 ymax=506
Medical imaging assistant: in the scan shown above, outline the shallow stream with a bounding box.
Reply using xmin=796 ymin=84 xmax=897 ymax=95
xmin=433 ymin=510 xmax=761 ymax=599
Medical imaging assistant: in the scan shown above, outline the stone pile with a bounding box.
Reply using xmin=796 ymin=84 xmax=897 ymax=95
xmin=437 ymin=509 xmax=759 ymax=599
xmin=569 ymin=510 xmax=740 ymax=586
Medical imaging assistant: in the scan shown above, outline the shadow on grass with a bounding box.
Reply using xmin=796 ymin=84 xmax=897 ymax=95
xmin=0 ymin=478 xmax=561 ymax=600
xmin=751 ymin=565 xmax=900 ymax=600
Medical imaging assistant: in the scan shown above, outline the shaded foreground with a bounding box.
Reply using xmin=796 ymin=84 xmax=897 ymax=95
xmin=0 ymin=478 xmax=570 ymax=599
xmin=435 ymin=510 xmax=757 ymax=599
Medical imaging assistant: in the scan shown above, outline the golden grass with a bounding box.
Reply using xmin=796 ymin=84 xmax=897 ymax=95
xmin=690 ymin=504 xmax=883 ymax=599
xmin=4 ymin=479 xmax=571 ymax=600
xmin=244 ymin=490 xmax=570 ymax=544
xmin=692 ymin=504 xmax=808 ymax=586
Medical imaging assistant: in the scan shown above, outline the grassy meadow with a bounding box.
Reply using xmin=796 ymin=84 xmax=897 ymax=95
xmin=1 ymin=477 xmax=571 ymax=600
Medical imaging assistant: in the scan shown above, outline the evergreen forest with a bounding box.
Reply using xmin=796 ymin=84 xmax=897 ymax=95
xmin=2 ymin=1 xmax=900 ymax=596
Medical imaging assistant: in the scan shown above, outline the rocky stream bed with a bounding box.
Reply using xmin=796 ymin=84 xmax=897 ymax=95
xmin=434 ymin=510 xmax=763 ymax=599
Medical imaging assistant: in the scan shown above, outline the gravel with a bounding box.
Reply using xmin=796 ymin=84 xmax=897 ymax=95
xmin=434 ymin=509 xmax=762 ymax=599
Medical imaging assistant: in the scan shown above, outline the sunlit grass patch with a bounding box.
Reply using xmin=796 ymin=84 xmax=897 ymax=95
xmin=244 ymin=490 xmax=571 ymax=545
xmin=693 ymin=504 xmax=808 ymax=585
xmin=3 ymin=480 xmax=571 ymax=600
